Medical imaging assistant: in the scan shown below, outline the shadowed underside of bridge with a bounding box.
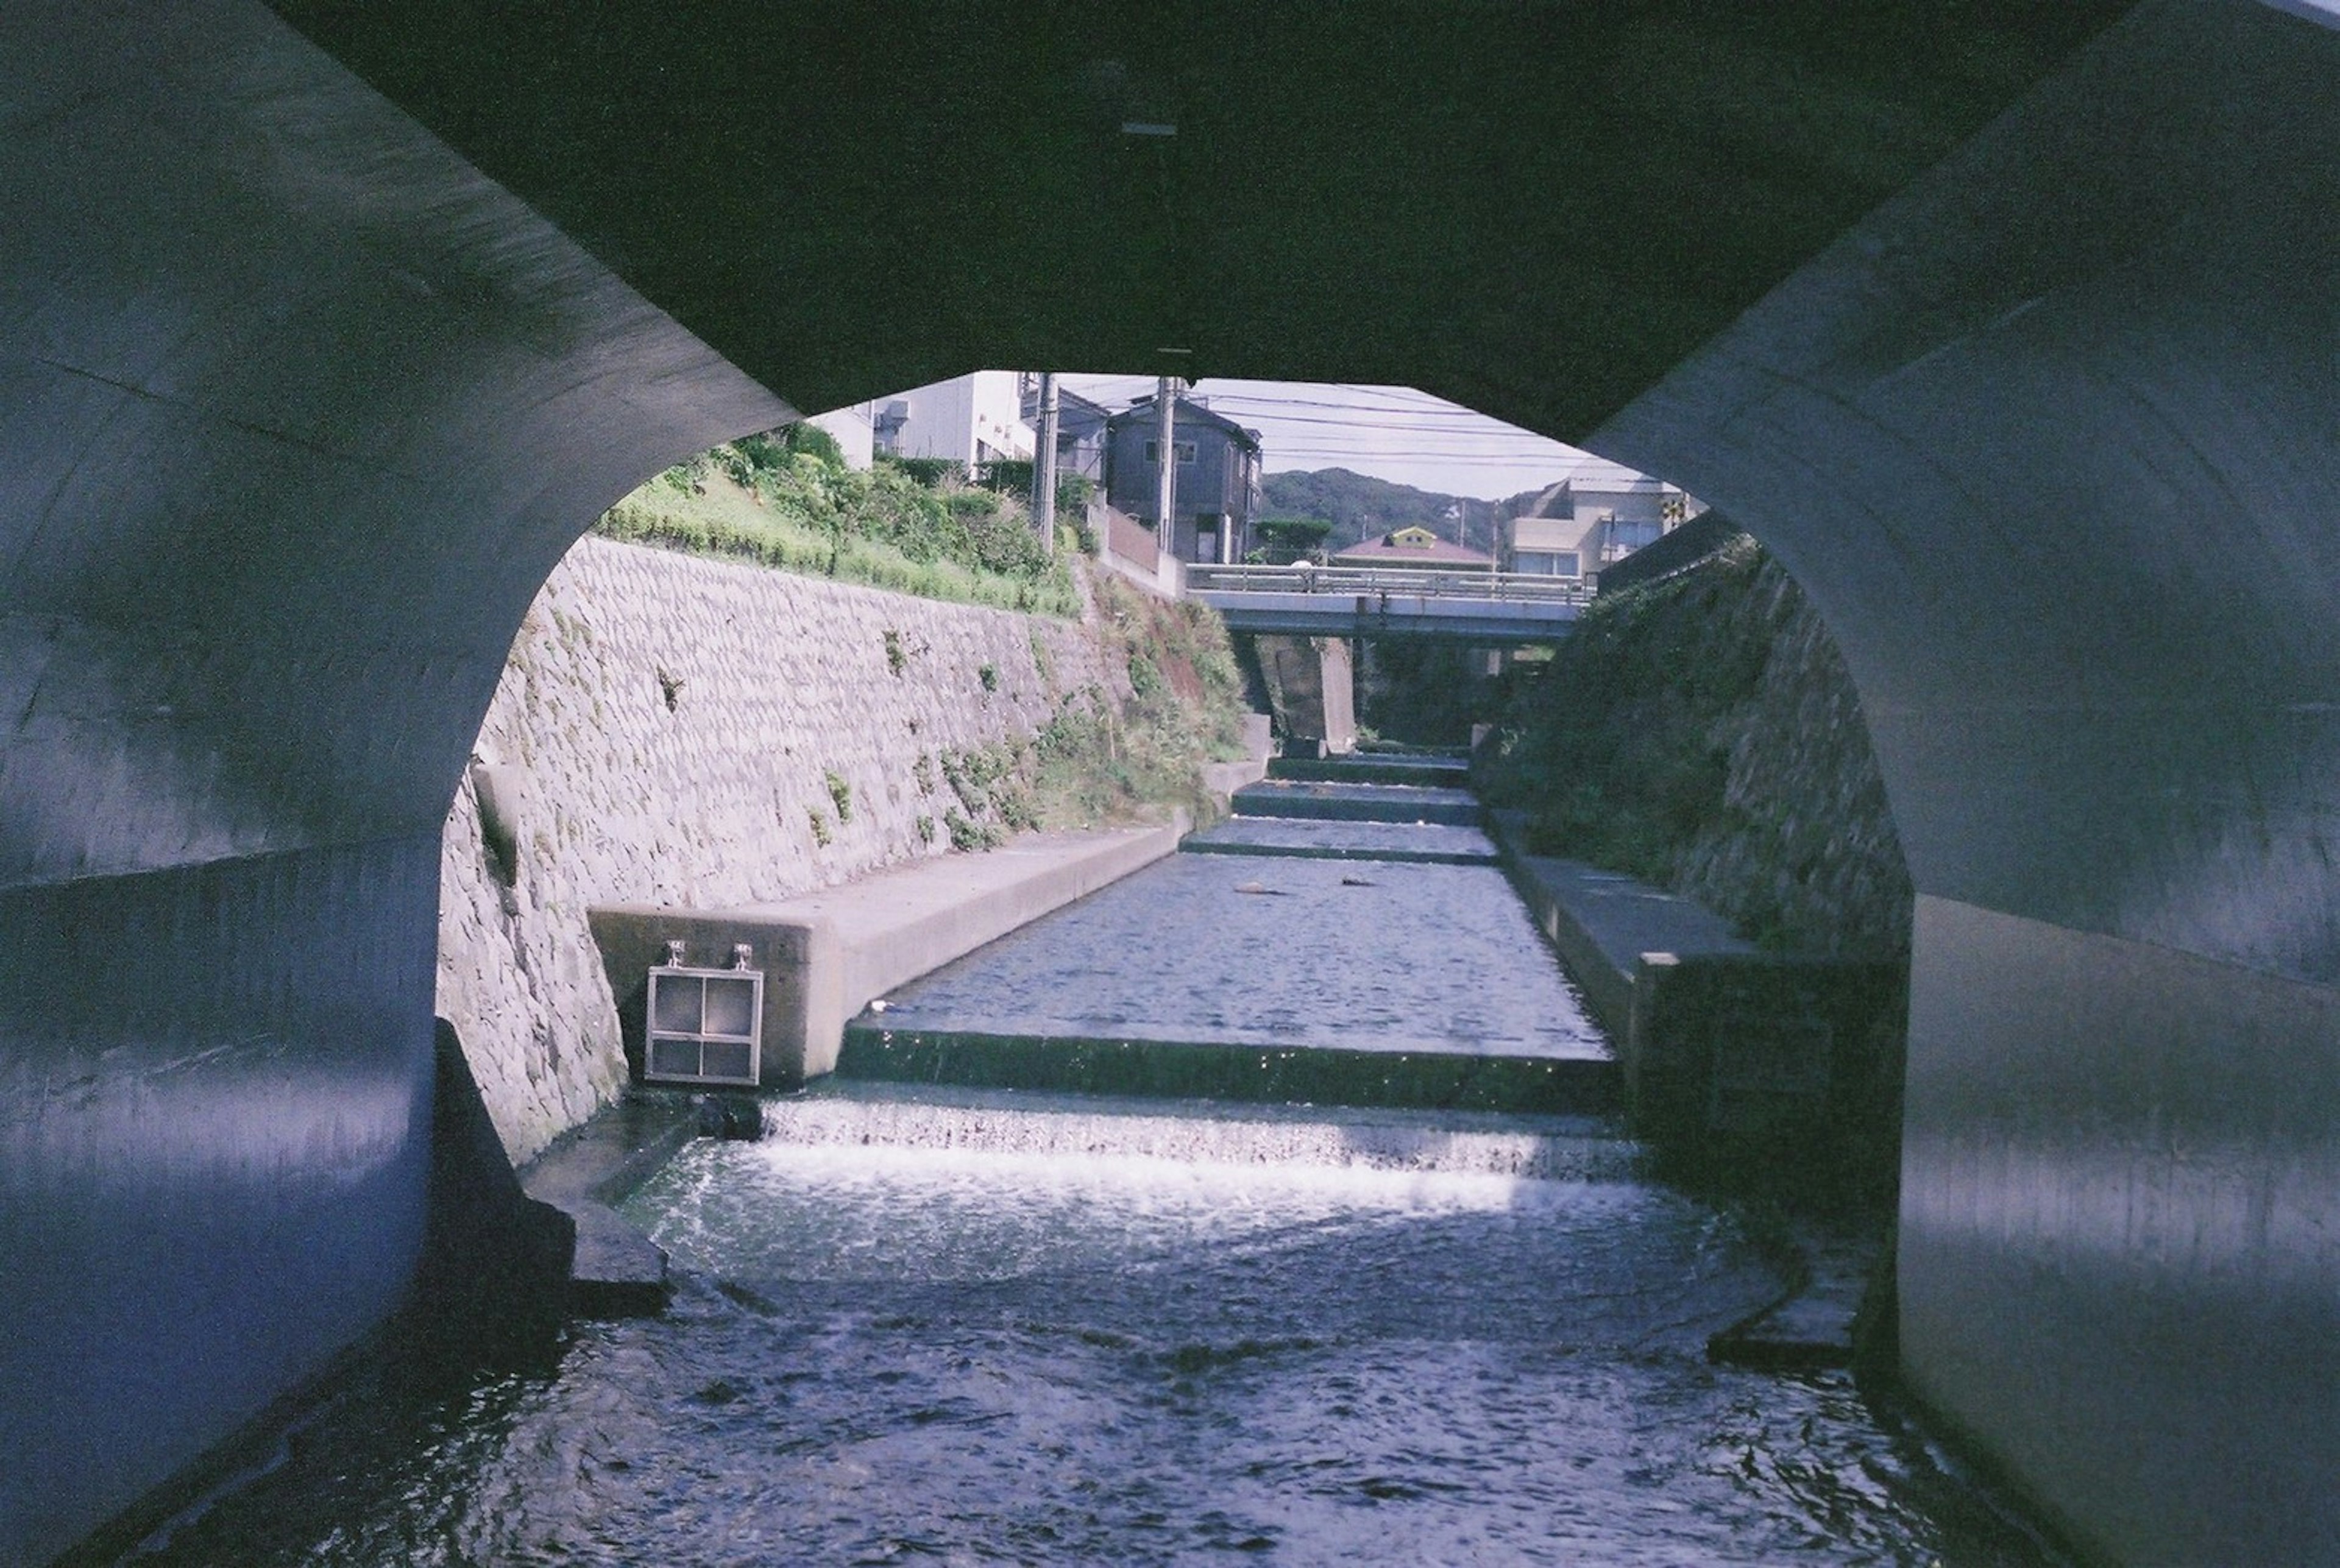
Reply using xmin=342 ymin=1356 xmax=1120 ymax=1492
xmin=2 ymin=1 xmax=2334 ymax=1562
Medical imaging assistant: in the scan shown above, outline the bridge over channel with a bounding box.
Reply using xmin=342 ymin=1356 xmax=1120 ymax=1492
xmin=1185 ymin=566 xmax=1588 ymax=643
xmin=4 ymin=2 xmax=2338 ymax=1564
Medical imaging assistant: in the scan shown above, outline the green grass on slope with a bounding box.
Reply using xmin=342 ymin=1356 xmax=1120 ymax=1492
xmin=595 ymin=442 xmax=1081 ymax=619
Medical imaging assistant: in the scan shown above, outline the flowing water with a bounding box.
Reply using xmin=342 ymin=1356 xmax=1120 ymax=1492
xmin=125 ymin=787 xmax=2061 ymax=1564
xmin=130 ymin=1085 xmax=2058 ymax=1566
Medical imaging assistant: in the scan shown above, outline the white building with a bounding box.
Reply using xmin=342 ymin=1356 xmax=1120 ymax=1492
xmin=803 ymin=403 xmax=876 ymax=469
xmin=869 ymin=371 xmax=1035 ymax=468
xmin=1504 ymin=459 xmax=1701 ymax=578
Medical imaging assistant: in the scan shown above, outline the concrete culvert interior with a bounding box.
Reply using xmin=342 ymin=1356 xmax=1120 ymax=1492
xmin=2 ymin=1 xmax=2335 ymax=1562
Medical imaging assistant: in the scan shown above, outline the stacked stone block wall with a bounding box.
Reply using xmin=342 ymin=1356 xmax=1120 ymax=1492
xmin=438 ymin=536 xmax=1124 ymax=1163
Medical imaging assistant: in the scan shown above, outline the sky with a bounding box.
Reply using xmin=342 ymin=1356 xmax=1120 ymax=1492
xmin=1057 ymin=375 xmax=1608 ymax=502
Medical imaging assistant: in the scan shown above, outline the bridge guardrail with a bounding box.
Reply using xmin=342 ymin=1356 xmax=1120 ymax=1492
xmin=1186 ymin=564 xmax=1594 ymax=605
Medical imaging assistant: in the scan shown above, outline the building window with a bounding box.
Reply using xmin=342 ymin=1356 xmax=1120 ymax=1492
xmin=1144 ymin=441 xmax=1198 ymax=464
xmin=1514 ymin=550 xmax=1580 ymax=577
xmin=1609 ymin=520 xmax=1661 ymax=552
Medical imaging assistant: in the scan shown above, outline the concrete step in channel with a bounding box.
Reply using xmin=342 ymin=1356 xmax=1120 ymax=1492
xmin=835 ymin=1026 xmax=1617 ymax=1117
xmin=1180 ymin=814 xmax=1500 ymax=865
xmin=519 ymin=1092 xmax=702 ymax=1316
xmin=1232 ymin=778 xmax=1484 ymax=827
xmin=1268 ymin=753 xmax=1470 ymax=788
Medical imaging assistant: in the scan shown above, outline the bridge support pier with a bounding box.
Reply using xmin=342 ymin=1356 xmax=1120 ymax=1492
xmin=1596 ymin=4 xmax=2340 ymax=1557
xmin=0 ymin=5 xmax=785 ymax=1559
xmin=1250 ymin=635 xmax=1357 ymax=757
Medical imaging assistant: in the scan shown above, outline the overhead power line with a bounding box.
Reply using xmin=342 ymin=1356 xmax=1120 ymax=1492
xmin=1049 ymin=374 xmax=1611 ymax=491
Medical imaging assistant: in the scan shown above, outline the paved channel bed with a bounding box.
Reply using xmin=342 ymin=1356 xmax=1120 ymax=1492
xmin=851 ymin=853 xmax=1606 ymax=1061
xmin=1182 ymin=816 xmax=1499 ymax=864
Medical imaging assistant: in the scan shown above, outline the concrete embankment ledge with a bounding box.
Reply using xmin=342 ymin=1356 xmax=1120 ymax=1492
xmin=1706 ymin=1223 xmax=1883 ymax=1372
xmin=1486 ymin=809 xmax=1900 ymax=1143
xmin=1486 ymin=809 xmax=1753 ymax=1038
xmin=519 ymin=1092 xmax=702 ymax=1316
xmin=1484 ymin=811 xmax=1898 ymax=1369
xmin=590 ymin=816 xmax=1188 ymax=1087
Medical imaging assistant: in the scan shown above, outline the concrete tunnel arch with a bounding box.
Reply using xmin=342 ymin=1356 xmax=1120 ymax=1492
xmin=1 ymin=0 xmax=2335 ymax=1563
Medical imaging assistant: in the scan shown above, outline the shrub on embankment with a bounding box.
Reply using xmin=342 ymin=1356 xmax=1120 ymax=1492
xmin=1480 ymin=532 xmax=1912 ymax=963
xmin=595 ymin=430 xmax=1082 ymax=618
xmin=906 ymin=580 xmax=1248 ymax=850
xmin=1029 ymin=575 xmax=1250 ymax=829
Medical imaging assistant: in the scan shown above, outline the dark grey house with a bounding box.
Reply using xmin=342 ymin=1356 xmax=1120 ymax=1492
xmin=1103 ymin=394 xmax=1264 ymax=564
xmin=1021 ymin=380 xmax=1113 ymax=484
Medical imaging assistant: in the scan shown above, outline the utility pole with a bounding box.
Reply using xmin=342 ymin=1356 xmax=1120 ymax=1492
xmin=1032 ymin=372 xmax=1059 ymax=555
xmin=1154 ymin=374 xmax=1180 ymax=554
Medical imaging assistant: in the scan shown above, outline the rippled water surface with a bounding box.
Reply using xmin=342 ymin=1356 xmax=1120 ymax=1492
xmin=135 ymin=1096 xmax=2054 ymax=1567
xmin=868 ymin=854 xmax=1606 ymax=1060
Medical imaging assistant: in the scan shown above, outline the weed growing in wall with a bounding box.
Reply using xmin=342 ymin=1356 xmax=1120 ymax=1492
xmin=1021 ymin=577 xmax=1247 ymax=829
xmin=825 ymin=771 xmax=853 ymax=823
xmin=943 ymin=807 xmax=999 ymax=852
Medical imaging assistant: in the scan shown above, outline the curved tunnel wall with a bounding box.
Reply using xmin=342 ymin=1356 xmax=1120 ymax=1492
xmin=1598 ymin=2 xmax=2340 ymax=1559
xmin=0 ymin=4 xmax=784 ymax=1559
xmin=2 ymin=0 xmax=2335 ymax=1562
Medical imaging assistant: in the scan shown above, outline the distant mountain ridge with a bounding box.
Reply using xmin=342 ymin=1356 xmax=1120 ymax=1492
xmin=1261 ymin=468 xmax=1545 ymax=555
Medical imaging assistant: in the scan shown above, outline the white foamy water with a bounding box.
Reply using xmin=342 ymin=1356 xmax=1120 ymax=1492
xmin=641 ymin=1132 xmax=1630 ymax=1287
xmin=760 ymin=1090 xmax=1639 ymax=1180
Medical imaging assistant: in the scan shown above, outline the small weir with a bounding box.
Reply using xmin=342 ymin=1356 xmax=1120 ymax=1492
xmin=758 ymin=1082 xmax=1639 ymax=1182
xmin=127 ymin=755 xmax=2060 ymax=1566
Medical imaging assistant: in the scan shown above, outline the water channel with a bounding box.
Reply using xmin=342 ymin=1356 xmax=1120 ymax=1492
xmin=126 ymin=768 xmax=2062 ymax=1566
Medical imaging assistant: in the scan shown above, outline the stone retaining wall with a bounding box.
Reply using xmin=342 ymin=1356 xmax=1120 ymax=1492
xmin=438 ymin=536 xmax=1126 ymax=1163
xmin=1481 ymin=534 xmax=1911 ymax=963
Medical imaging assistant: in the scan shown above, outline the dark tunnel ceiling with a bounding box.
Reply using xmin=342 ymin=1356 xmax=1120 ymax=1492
xmin=263 ymin=0 xmax=2134 ymax=439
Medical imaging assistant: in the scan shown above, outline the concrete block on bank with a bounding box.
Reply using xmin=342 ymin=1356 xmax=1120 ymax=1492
xmin=589 ymin=908 xmax=840 ymax=1090
xmin=589 ymin=819 xmax=1186 ymax=1087
xmin=1485 ymin=809 xmax=1901 ymax=1145
xmin=1625 ymin=952 xmax=1902 ymax=1142
xmin=1487 ymin=811 xmax=1752 ymax=1039
xmin=1199 ymin=712 xmax=1275 ymax=804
